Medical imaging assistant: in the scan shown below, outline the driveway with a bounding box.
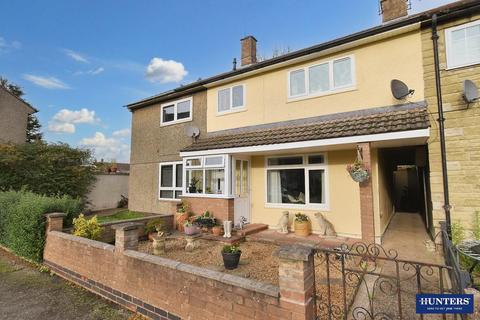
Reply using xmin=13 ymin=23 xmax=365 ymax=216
xmin=0 ymin=249 xmax=133 ymax=320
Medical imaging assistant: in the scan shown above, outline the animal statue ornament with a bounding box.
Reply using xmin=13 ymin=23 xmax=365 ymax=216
xmin=277 ymin=211 xmax=289 ymax=233
xmin=314 ymin=212 xmax=336 ymax=236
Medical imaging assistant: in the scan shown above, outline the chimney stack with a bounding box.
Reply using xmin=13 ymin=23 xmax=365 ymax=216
xmin=380 ymin=0 xmax=409 ymax=23
xmin=240 ymin=36 xmax=257 ymax=66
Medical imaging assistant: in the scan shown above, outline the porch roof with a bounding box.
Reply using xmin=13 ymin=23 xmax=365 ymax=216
xmin=181 ymin=102 xmax=430 ymax=153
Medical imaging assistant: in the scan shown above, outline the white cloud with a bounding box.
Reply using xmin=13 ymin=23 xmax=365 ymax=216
xmin=80 ymin=132 xmax=130 ymax=162
xmin=145 ymin=57 xmax=188 ymax=83
xmin=74 ymin=67 xmax=105 ymax=76
xmin=112 ymin=128 xmax=131 ymax=138
xmin=23 ymin=74 xmax=70 ymax=89
xmin=47 ymin=122 xmax=75 ymax=134
xmin=64 ymin=49 xmax=89 ymax=63
xmin=48 ymin=108 xmax=100 ymax=134
xmin=0 ymin=36 xmax=21 ymax=53
xmin=53 ymin=108 xmax=99 ymax=124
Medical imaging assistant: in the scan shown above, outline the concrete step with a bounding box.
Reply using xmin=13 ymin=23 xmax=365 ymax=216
xmin=235 ymin=223 xmax=268 ymax=237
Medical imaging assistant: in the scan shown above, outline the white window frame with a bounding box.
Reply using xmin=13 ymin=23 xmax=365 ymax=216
xmin=216 ymin=84 xmax=246 ymax=115
xmin=287 ymin=55 xmax=356 ymax=100
xmin=158 ymin=162 xmax=183 ymax=201
xmin=204 ymin=155 xmax=225 ymax=168
xmin=182 ymin=155 xmax=232 ymax=198
xmin=264 ymin=153 xmax=329 ymax=210
xmin=445 ymin=20 xmax=480 ymax=70
xmin=160 ymin=97 xmax=193 ymax=126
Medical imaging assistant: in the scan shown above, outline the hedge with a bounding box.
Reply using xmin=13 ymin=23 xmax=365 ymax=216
xmin=0 ymin=190 xmax=83 ymax=262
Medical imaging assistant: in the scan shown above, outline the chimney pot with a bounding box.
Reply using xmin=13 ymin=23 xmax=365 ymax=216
xmin=240 ymin=35 xmax=257 ymax=66
xmin=380 ymin=0 xmax=409 ymax=23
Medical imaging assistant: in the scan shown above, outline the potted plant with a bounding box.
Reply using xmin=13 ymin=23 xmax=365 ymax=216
xmin=183 ymin=221 xmax=199 ymax=235
xmin=193 ymin=211 xmax=216 ymax=232
xmin=175 ymin=201 xmax=190 ymax=232
xmin=188 ymin=176 xmax=199 ymax=193
xmin=294 ymin=213 xmax=311 ymax=237
xmin=221 ymin=244 xmax=241 ymax=270
xmin=212 ymin=223 xmax=223 ymax=236
xmin=346 ymin=159 xmax=369 ymax=183
xmin=145 ymin=219 xmax=164 ymax=241
xmin=111 ymin=159 xmax=118 ymax=173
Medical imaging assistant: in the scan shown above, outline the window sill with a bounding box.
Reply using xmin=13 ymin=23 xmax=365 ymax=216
xmin=287 ymin=86 xmax=357 ymax=103
xmin=445 ymin=61 xmax=480 ymax=71
xmin=180 ymin=194 xmax=235 ymax=200
xmin=216 ymin=107 xmax=247 ymax=117
xmin=160 ymin=117 xmax=192 ymax=127
xmin=265 ymin=203 xmax=330 ymax=211
xmin=158 ymin=198 xmax=182 ymax=202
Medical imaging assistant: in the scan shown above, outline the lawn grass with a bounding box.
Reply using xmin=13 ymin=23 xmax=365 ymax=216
xmin=96 ymin=210 xmax=146 ymax=224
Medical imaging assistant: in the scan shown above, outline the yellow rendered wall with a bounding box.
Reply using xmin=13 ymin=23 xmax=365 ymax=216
xmin=250 ymin=150 xmax=362 ymax=238
xmin=207 ymin=30 xmax=424 ymax=132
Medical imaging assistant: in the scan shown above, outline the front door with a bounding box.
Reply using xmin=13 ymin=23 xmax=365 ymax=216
xmin=234 ymin=158 xmax=250 ymax=226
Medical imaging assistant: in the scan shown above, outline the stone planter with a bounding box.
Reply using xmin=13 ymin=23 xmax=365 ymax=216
xmin=152 ymin=235 xmax=165 ymax=255
xmin=184 ymin=225 xmax=199 ymax=235
xmin=294 ymin=221 xmax=311 ymax=237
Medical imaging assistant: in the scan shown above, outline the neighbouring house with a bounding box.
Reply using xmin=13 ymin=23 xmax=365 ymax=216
xmin=127 ymin=0 xmax=480 ymax=243
xmin=87 ymin=163 xmax=130 ymax=211
xmin=0 ymin=85 xmax=37 ymax=144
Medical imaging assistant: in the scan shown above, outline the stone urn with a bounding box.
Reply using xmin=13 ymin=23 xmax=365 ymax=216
xmin=152 ymin=234 xmax=165 ymax=255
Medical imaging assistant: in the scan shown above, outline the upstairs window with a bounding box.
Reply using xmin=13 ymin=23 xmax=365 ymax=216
xmin=288 ymin=55 xmax=355 ymax=99
xmin=217 ymin=84 xmax=245 ymax=113
xmin=160 ymin=97 xmax=192 ymax=126
xmin=446 ymin=20 xmax=480 ymax=69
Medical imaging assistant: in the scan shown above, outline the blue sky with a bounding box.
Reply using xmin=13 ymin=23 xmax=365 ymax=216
xmin=0 ymin=0 xmax=454 ymax=162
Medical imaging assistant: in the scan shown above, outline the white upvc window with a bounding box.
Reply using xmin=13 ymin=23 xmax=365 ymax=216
xmin=183 ymin=155 xmax=229 ymax=197
xmin=288 ymin=55 xmax=355 ymax=99
xmin=265 ymin=154 xmax=329 ymax=210
xmin=445 ymin=20 xmax=480 ymax=69
xmin=217 ymin=84 xmax=245 ymax=114
xmin=159 ymin=162 xmax=183 ymax=200
xmin=160 ymin=97 xmax=193 ymax=126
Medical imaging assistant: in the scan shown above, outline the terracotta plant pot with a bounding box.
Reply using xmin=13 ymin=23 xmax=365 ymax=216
xmin=176 ymin=212 xmax=188 ymax=232
xmin=222 ymin=252 xmax=241 ymax=270
xmin=148 ymin=232 xmax=155 ymax=241
xmin=294 ymin=221 xmax=311 ymax=237
xmin=184 ymin=225 xmax=199 ymax=235
xmin=212 ymin=226 xmax=223 ymax=236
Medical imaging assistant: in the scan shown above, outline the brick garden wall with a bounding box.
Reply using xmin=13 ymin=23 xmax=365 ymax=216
xmin=43 ymin=218 xmax=315 ymax=320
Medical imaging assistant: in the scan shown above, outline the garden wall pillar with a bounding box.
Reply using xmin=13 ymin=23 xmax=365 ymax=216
xmin=276 ymin=245 xmax=316 ymax=320
xmin=113 ymin=222 xmax=142 ymax=252
xmin=45 ymin=212 xmax=66 ymax=233
xmin=357 ymin=142 xmax=375 ymax=243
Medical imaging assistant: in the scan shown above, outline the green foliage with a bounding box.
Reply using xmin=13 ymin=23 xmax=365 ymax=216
xmin=145 ymin=219 xmax=165 ymax=234
xmin=0 ymin=141 xmax=96 ymax=200
xmin=26 ymin=114 xmax=43 ymax=143
xmin=451 ymin=221 xmax=465 ymax=245
xmin=0 ymin=76 xmax=25 ymax=97
xmin=222 ymin=244 xmax=241 ymax=254
xmin=176 ymin=201 xmax=189 ymax=213
xmin=472 ymin=211 xmax=480 ymax=240
xmin=193 ymin=212 xmax=216 ymax=228
xmin=73 ymin=214 xmax=103 ymax=240
xmin=96 ymin=210 xmax=144 ymax=224
xmin=0 ymin=190 xmax=82 ymax=262
xmin=294 ymin=212 xmax=309 ymax=222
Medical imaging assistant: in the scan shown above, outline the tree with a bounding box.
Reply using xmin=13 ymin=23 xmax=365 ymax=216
xmin=0 ymin=77 xmax=24 ymax=97
xmin=26 ymin=114 xmax=43 ymax=142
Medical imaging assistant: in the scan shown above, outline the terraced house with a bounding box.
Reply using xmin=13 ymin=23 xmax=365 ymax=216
xmin=127 ymin=0 xmax=480 ymax=244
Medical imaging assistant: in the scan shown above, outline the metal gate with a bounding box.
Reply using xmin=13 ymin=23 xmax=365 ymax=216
xmin=313 ymin=242 xmax=466 ymax=320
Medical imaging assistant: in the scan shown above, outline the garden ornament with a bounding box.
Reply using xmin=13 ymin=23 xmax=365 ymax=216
xmin=314 ymin=212 xmax=336 ymax=236
xmin=223 ymin=220 xmax=232 ymax=238
xmin=277 ymin=211 xmax=289 ymax=233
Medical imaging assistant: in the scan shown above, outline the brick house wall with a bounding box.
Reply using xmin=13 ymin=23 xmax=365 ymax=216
xmin=421 ymin=13 xmax=480 ymax=235
xmin=181 ymin=196 xmax=234 ymax=223
xmin=0 ymin=86 xmax=35 ymax=144
xmin=129 ymin=90 xmax=207 ymax=215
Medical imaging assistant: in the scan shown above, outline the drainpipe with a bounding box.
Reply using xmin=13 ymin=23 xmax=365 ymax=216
xmin=431 ymin=13 xmax=452 ymax=239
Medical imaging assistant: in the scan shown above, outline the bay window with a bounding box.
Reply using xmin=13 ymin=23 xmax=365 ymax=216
xmin=185 ymin=155 xmax=226 ymax=196
xmin=266 ymin=154 xmax=328 ymax=208
xmin=288 ymin=55 xmax=355 ymax=99
xmin=159 ymin=162 xmax=183 ymax=200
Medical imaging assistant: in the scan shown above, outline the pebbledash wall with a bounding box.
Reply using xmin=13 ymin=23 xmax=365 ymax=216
xmin=421 ymin=13 xmax=480 ymax=235
xmin=43 ymin=214 xmax=316 ymax=320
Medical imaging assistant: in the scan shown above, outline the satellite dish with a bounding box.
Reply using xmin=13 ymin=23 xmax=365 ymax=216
xmin=185 ymin=126 xmax=200 ymax=138
xmin=463 ymin=80 xmax=479 ymax=103
xmin=391 ymin=79 xmax=415 ymax=100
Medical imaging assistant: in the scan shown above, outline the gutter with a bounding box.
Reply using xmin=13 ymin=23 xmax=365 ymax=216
xmin=431 ymin=13 xmax=452 ymax=239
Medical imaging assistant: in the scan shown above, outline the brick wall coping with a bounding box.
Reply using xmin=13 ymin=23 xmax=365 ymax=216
xmin=275 ymin=244 xmax=313 ymax=261
xmin=124 ymin=250 xmax=280 ymax=297
xmin=45 ymin=212 xmax=67 ymax=218
xmin=51 ymin=231 xmax=115 ymax=252
xmin=111 ymin=222 xmax=144 ymax=231
xmin=99 ymin=214 xmax=171 ymax=227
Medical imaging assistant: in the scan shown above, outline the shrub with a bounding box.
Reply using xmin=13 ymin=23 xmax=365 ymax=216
xmin=222 ymin=244 xmax=241 ymax=254
xmin=472 ymin=211 xmax=480 ymax=240
xmin=145 ymin=219 xmax=165 ymax=234
xmin=451 ymin=221 xmax=465 ymax=245
xmin=0 ymin=141 xmax=96 ymax=200
xmin=0 ymin=190 xmax=82 ymax=262
xmin=73 ymin=214 xmax=103 ymax=240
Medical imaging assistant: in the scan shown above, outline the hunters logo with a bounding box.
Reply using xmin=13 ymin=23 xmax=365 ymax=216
xmin=416 ymin=294 xmax=474 ymax=314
